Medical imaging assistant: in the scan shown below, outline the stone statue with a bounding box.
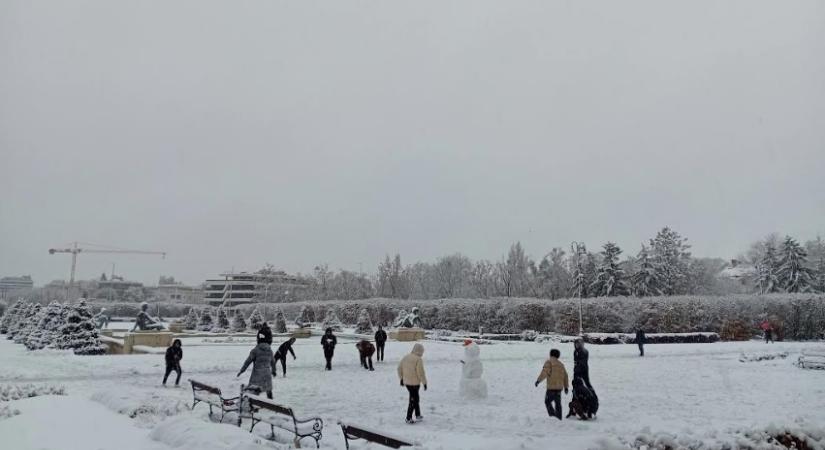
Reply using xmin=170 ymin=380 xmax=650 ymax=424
xmin=131 ymin=302 xmax=164 ymax=331
xmin=393 ymin=307 xmax=422 ymax=328
xmin=93 ymin=307 xmax=110 ymax=330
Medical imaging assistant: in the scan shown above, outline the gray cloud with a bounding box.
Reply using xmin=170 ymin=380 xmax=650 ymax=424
xmin=2 ymin=0 xmax=824 ymax=285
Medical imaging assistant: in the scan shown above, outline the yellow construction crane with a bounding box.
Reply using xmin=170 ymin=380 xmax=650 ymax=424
xmin=49 ymin=242 xmax=166 ymax=299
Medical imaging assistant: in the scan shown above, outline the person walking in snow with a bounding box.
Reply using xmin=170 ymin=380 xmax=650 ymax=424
xmin=375 ymin=325 xmax=387 ymax=362
xmin=237 ymin=333 xmax=277 ymax=399
xmin=321 ymin=328 xmax=337 ymax=371
xmin=356 ymin=339 xmax=376 ymax=371
xmin=273 ymin=337 xmax=297 ymax=377
xmin=635 ymin=328 xmax=646 ymax=356
xmin=760 ymin=320 xmax=774 ymax=343
xmin=534 ymin=348 xmax=569 ymax=421
xmin=162 ymin=339 xmax=183 ymax=387
xmin=398 ymin=343 xmax=427 ymax=424
xmin=573 ymin=339 xmax=593 ymax=389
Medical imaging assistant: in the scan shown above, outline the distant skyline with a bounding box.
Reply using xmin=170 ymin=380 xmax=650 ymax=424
xmin=2 ymin=1 xmax=824 ymax=286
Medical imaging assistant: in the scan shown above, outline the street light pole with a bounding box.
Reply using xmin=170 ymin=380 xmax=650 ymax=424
xmin=571 ymin=241 xmax=586 ymax=336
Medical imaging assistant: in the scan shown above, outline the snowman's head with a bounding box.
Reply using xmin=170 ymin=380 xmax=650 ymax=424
xmin=464 ymin=342 xmax=480 ymax=358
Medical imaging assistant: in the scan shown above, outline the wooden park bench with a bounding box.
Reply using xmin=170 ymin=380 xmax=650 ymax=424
xmin=339 ymin=422 xmax=412 ymax=449
xmin=245 ymin=394 xmax=324 ymax=448
xmin=188 ymin=379 xmax=240 ymax=423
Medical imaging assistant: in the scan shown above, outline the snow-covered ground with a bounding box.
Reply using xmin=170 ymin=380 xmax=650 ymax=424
xmin=1 ymin=336 xmax=824 ymax=449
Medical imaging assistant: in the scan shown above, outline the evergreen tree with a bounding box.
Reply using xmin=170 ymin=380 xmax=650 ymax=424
xmin=632 ymin=245 xmax=662 ymax=297
xmin=354 ymin=308 xmax=373 ymax=334
xmin=273 ymin=308 xmax=288 ymax=333
xmin=7 ymin=303 xmax=35 ymax=340
xmin=0 ymin=300 xmax=26 ymax=334
xmin=213 ymin=307 xmax=230 ymax=332
xmin=755 ymin=242 xmax=781 ymax=294
xmin=777 ymin=236 xmax=814 ymax=293
xmin=248 ymin=306 xmax=264 ymax=330
xmin=26 ymin=302 xmax=67 ymax=350
xmin=230 ymin=309 xmax=247 ymax=332
xmin=183 ymin=308 xmax=199 ymax=330
xmin=14 ymin=303 xmax=42 ymax=344
xmin=591 ymin=242 xmax=630 ymax=297
xmin=197 ymin=308 xmax=214 ymax=331
xmin=649 ymin=227 xmax=692 ymax=295
xmin=56 ymin=301 xmax=106 ymax=355
xmin=321 ymin=307 xmax=343 ymax=331
xmin=582 ymin=252 xmax=599 ymax=297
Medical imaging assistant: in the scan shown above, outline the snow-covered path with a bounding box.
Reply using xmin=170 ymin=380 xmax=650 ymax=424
xmin=1 ymin=337 xmax=824 ymax=449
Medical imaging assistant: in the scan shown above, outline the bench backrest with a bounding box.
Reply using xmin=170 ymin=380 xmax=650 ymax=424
xmin=342 ymin=424 xmax=411 ymax=447
xmin=190 ymin=380 xmax=221 ymax=396
xmin=248 ymin=396 xmax=293 ymax=417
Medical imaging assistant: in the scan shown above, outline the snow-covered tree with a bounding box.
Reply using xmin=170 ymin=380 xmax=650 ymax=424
xmin=230 ymin=309 xmax=247 ymax=332
xmin=591 ymin=242 xmax=630 ymax=297
xmin=777 ymin=236 xmax=814 ymax=293
xmin=7 ymin=303 xmax=36 ymax=340
xmin=25 ymin=302 xmax=66 ymax=350
xmin=354 ymin=308 xmax=373 ymax=334
xmin=248 ymin=306 xmax=264 ymax=330
xmin=13 ymin=303 xmax=42 ymax=344
xmin=197 ymin=308 xmax=214 ymax=331
xmin=649 ymin=227 xmax=692 ymax=295
xmin=632 ymin=245 xmax=662 ymax=297
xmin=56 ymin=301 xmax=106 ymax=355
xmin=815 ymin=257 xmax=825 ymax=294
xmin=273 ymin=308 xmax=287 ymax=333
xmin=212 ymin=307 xmax=230 ymax=332
xmin=0 ymin=300 xmax=25 ymax=334
xmin=183 ymin=308 xmax=199 ymax=330
xmin=755 ymin=242 xmax=781 ymax=294
xmin=321 ymin=307 xmax=343 ymax=331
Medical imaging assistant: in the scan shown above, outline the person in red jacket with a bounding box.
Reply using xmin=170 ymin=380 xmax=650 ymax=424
xmin=760 ymin=320 xmax=774 ymax=343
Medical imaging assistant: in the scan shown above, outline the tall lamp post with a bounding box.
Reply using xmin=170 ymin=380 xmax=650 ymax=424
xmin=571 ymin=241 xmax=587 ymax=336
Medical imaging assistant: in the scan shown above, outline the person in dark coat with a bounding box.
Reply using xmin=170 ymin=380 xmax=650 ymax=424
xmin=566 ymin=377 xmax=598 ymax=420
xmin=162 ymin=339 xmax=183 ymax=386
xmin=258 ymin=322 xmax=273 ymax=345
xmin=237 ymin=335 xmax=276 ymax=399
xmin=375 ymin=325 xmax=387 ymax=362
xmin=573 ymin=339 xmax=592 ymax=389
xmin=356 ymin=339 xmax=376 ymax=370
xmin=273 ymin=337 xmax=297 ymax=377
xmin=321 ymin=328 xmax=337 ymax=371
xmin=636 ymin=329 xmax=646 ymax=356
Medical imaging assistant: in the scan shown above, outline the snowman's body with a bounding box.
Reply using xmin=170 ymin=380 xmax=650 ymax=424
xmin=459 ymin=343 xmax=488 ymax=399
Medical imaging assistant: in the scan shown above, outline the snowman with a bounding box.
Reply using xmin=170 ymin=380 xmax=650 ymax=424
xmin=459 ymin=340 xmax=488 ymax=399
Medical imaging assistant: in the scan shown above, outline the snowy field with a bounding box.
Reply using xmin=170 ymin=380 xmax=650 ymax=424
xmin=1 ymin=336 xmax=824 ymax=449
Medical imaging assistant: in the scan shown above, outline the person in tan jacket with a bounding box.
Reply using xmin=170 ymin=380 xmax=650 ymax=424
xmin=534 ymin=348 xmax=569 ymax=420
xmin=397 ymin=343 xmax=427 ymax=424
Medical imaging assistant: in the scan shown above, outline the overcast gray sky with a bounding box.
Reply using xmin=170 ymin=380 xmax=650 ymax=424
xmin=1 ymin=1 xmax=824 ymax=286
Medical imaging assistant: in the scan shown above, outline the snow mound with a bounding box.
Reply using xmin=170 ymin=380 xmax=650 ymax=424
xmin=150 ymin=416 xmax=282 ymax=450
xmin=91 ymin=390 xmax=189 ymax=426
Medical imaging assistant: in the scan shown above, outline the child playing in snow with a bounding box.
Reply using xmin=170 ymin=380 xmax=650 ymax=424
xmin=162 ymin=339 xmax=183 ymax=386
xmin=535 ymin=348 xmax=569 ymax=420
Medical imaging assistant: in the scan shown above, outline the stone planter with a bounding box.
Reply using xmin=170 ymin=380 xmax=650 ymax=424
xmin=390 ymin=328 xmax=425 ymax=341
